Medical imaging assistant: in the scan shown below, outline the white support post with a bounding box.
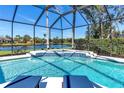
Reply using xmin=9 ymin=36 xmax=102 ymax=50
xmin=46 ymin=9 xmax=50 ymax=49
xmin=60 ymin=17 xmax=63 ymax=49
xmin=72 ymin=30 xmax=75 ymax=49
xmin=72 ymin=11 xmax=76 ymax=49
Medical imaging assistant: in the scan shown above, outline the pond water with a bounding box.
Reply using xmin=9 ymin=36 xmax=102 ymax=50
xmin=0 ymin=44 xmax=71 ymax=51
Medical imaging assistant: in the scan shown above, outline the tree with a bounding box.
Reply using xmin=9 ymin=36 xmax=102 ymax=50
xmin=112 ymin=30 xmax=120 ymax=38
xmin=52 ymin=37 xmax=60 ymax=44
xmin=81 ymin=6 xmax=109 ymax=39
xmin=14 ymin=35 xmax=22 ymax=43
xmin=81 ymin=5 xmax=124 ymax=39
xmin=35 ymin=37 xmax=42 ymax=43
xmin=43 ymin=34 xmax=46 ymax=38
xmin=5 ymin=35 xmax=11 ymax=39
xmin=43 ymin=33 xmax=46 ymax=44
xmin=23 ymin=35 xmax=32 ymax=43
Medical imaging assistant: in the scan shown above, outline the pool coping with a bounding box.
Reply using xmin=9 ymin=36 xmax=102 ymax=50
xmin=95 ymin=56 xmax=124 ymax=64
xmin=0 ymin=49 xmax=124 ymax=64
xmin=30 ymin=50 xmax=124 ymax=63
xmin=0 ymin=54 xmax=31 ymax=62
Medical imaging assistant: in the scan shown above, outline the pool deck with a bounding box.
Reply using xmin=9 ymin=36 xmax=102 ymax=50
xmin=0 ymin=54 xmax=31 ymax=61
xmin=96 ymin=56 xmax=124 ymax=63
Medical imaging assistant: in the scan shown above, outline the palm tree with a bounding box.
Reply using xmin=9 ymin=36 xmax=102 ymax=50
xmin=43 ymin=34 xmax=46 ymax=38
xmin=43 ymin=33 xmax=46 ymax=44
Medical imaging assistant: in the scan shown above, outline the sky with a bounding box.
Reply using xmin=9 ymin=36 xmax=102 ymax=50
xmin=0 ymin=5 xmax=124 ymax=39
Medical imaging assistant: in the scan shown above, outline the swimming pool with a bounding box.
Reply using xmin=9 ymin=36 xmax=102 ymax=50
xmin=0 ymin=53 xmax=124 ymax=88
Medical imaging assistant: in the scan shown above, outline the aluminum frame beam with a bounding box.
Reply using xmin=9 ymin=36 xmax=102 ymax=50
xmin=33 ymin=9 xmax=45 ymax=50
xmin=34 ymin=9 xmax=45 ymax=26
xmin=46 ymin=9 xmax=50 ymax=49
xmin=49 ymin=16 xmax=61 ymax=29
xmin=33 ymin=26 xmax=36 ymax=50
xmin=60 ymin=17 xmax=63 ymax=49
xmin=63 ymin=24 xmax=88 ymax=30
xmin=78 ymin=11 xmax=89 ymax=25
xmin=72 ymin=7 xmax=76 ymax=49
xmin=0 ymin=18 xmax=62 ymax=30
xmin=33 ymin=5 xmax=61 ymax=15
xmin=11 ymin=6 xmax=18 ymax=54
xmin=63 ymin=16 xmax=72 ymax=26
xmin=1 ymin=13 xmax=122 ymax=31
xmin=61 ymin=6 xmax=89 ymax=17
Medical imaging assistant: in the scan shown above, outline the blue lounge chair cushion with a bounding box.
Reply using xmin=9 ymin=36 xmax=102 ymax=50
xmin=5 ymin=75 xmax=42 ymax=88
xmin=63 ymin=75 xmax=94 ymax=88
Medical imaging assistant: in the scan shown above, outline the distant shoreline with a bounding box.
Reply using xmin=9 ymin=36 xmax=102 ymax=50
xmin=0 ymin=43 xmax=71 ymax=47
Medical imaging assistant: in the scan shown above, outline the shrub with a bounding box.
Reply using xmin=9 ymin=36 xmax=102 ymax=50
xmin=75 ymin=38 xmax=124 ymax=57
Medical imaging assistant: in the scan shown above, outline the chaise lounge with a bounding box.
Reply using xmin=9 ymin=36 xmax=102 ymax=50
xmin=4 ymin=75 xmax=42 ymax=88
xmin=63 ymin=75 xmax=94 ymax=88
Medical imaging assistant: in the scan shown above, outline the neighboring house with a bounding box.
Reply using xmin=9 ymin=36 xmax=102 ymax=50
xmin=14 ymin=38 xmax=23 ymax=43
xmin=0 ymin=37 xmax=12 ymax=43
xmin=27 ymin=39 xmax=33 ymax=43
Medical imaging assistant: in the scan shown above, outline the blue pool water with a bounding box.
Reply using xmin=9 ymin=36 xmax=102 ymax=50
xmin=0 ymin=55 xmax=124 ymax=88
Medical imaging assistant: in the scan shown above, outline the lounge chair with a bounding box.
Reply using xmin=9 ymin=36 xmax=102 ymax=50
xmin=4 ymin=75 xmax=42 ymax=88
xmin=63 ymin=75 xmax=94 ymax=88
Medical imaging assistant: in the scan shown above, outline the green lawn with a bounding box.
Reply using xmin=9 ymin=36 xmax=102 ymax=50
xmin=0 ymin=43 xmax=34 ymax=46
xmin=0 ymin=51 xmax=12 ymax=56
xmin=0 ymin=50 xmax=32 ymax=56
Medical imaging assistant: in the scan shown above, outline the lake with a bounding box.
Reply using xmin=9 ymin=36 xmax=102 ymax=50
xmin=0 ymin=44 xmax=71 ymax=51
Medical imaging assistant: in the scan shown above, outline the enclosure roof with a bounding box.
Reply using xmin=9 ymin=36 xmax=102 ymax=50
xmin=0 ymin=5 xmax=124 ymax=30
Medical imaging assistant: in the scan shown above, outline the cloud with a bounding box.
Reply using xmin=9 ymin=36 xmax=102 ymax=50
xmin=18 ymin=14 xmax=35 ymax=23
